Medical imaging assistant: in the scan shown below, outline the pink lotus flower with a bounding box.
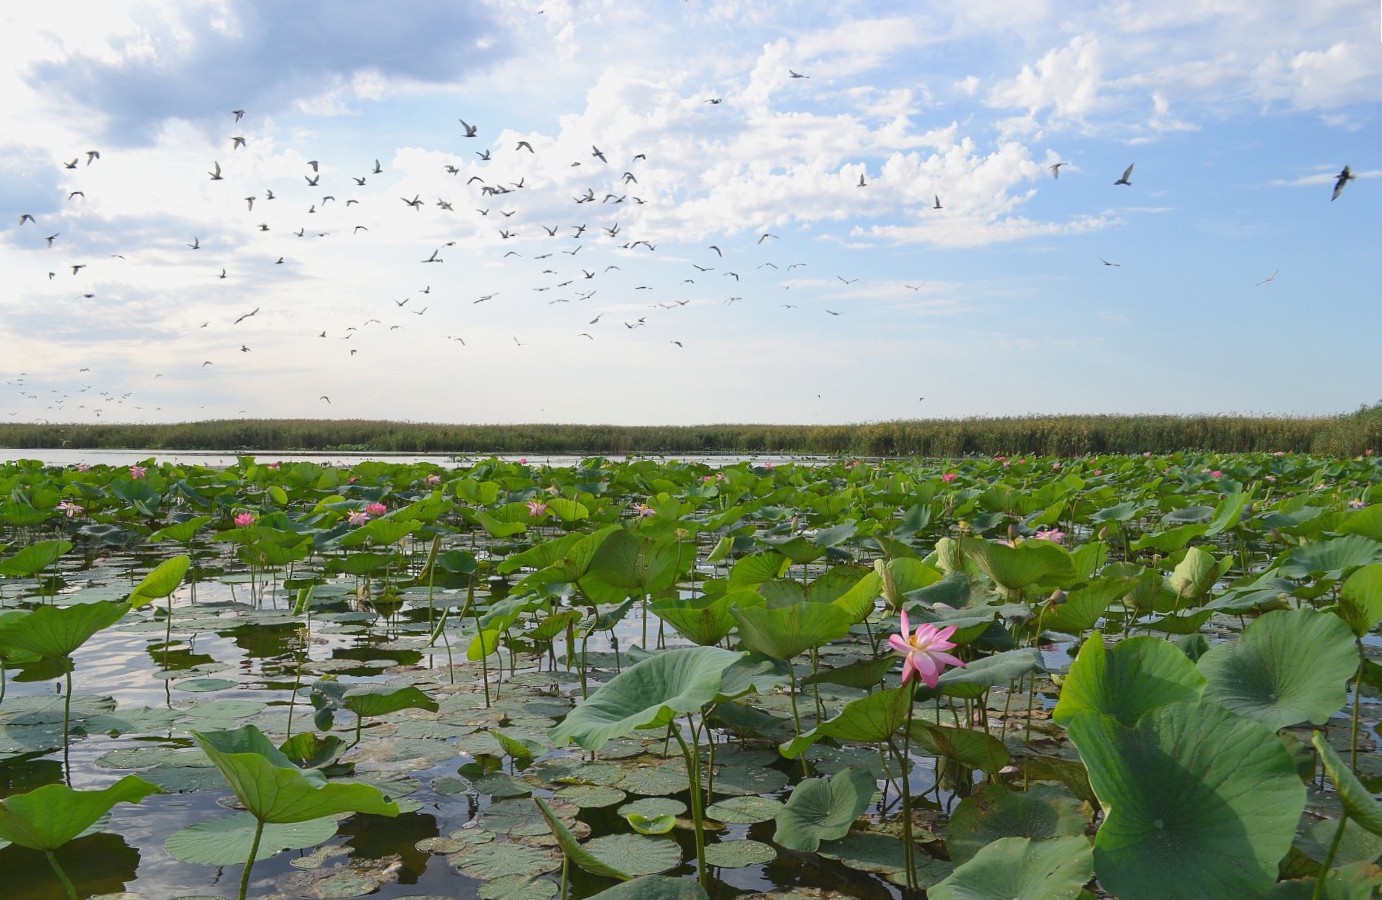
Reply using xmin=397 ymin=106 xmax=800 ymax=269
xmin=129 ymin=465 xmax=147 ymax=479
xmin=76 ymin=463 xmax=90 ymax=472
xmin=234 ymin=512 xmax=256 ymax=527
xmin=1210 ymin=470 xmax=1222 ymax=479
xmin=1143 ymin=451 xmax=1152 ymax=458
xmin=1034 ymin=529 xmax=1066 ymax=543
xmin=426 ymin=474 xmax=441 ymax=484
xmin=348 ymin=510 xmax=371 ymax=526
xmin=366 ymin=502 xmax=387 ymax=517
xmin=1349 ymin=499 xmax=1366 ymax=510
xmin=1093 ymin=469 xmax=1103 ymax=476
xmin=889 ymin=610 xmax=965 ymax=688
xmin=1368 ymin=449 xmax=1376 ymax=457
xmin=632 ymin=502 xmax=656 ymax=518
xmin=267 ymin=461 xmax=281 ymax=470
xmin=942 ymin=472 xmax=957 ymax=483
xmin=1051 ymin=462 xmax=1062 ymax=470
xmin=527 ymin=500 xmax=548 ymax=517
xmin=519 ymin=458 xmax=529 ymax=465
xmin=57 ymin=500 xmax=83 ymax=518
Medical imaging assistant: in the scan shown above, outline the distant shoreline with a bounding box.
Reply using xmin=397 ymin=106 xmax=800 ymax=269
xmin=2 ymin=410 xmax=1377 ymax=456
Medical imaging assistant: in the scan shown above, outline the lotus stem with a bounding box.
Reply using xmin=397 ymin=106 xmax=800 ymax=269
xmin=1351 ymin=638 xmax=1365 ymax=773
xmin=672 ymin=723 xmax=709 ymax=888
xmin=1313 ymin=810 xmax=1349 ymax=900
xmin=899 ymin=691 xmax=919 ymax=892
xmin=63 ymin=665 xmax=73 ymax=786
xmin=45 ymin=850 xmax=78 ymax=900
xmin=238 ymin=817 xmax=266 ymax=900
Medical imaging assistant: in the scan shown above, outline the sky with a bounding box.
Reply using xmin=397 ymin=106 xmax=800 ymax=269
xmin=0 ymin=0 xmax=1379 ymax=428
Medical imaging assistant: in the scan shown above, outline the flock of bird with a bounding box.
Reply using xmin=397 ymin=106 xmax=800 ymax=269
xmin=4 ymin=74 xmax=1363 ymax=420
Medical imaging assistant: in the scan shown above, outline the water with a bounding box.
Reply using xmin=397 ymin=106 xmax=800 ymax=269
xmin=1 ymin=448 xmax=819 ymax=469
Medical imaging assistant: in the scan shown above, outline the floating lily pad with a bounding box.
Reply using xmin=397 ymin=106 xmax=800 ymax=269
xmin=164 ymin=813 xmax=339 ymax=864
xmin=477 ymin=874 xmax=559 ymax=900
xmin=706 ymin=796 xmax=784 ymax=824
xmin=618 ymin=759 xmax=689 ymax=796
xmin=529 ymin=759 xmax=625 ymax=787
xmin=472 ymin=773 xmax=533 ymax=798
xmin=819 ymin=829 xmax=914 ymax=874
xmin=482 ymin=798 xmax=575 ymax=836
xmin=710 ymin=764 xmax=789 ymax=796
xmin=704 ymin=839 xmax=776 ymax=868
xmin=172 ymin=677 xmax=238 ymax=692
xmin=555 ymin=784 xmax=627 ymax=808
xmin=449 ymin=839 xmax=561 ymax=880
xmin=583 ymin=875 xmax=709 ymax=900
xmin=583 ymin=834 xmax=683 ymax=876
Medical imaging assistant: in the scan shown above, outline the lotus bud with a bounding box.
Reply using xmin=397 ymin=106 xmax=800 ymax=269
xmin=1048 ymin=589 xmax=1067 ymax=607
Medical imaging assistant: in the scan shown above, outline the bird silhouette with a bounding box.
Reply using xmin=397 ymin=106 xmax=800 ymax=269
xmin=1100 ymin=258 xmax=1120 ymax=267
xmin=372 ymin=159 xmax=383 ymax=174
xmin=209 ymin=162 xmax=222 ymax=180
xmin=1332 ymin=165 xmax=1355 ymax=201
xmin=1114 ymin=163 xmax=1134 ymax=186
xmin=516 ymin=141 xmax=534 ymax=153
xmin=1049 ymin=162 xmax=1066 ymax=179
xmin=933 ymin=195 xmax=942 ymax=209
xmin=19 ymin=214 xmax=34 ymax=225
xmin=232 ymin=136 xmax=246 ymax=149
xmin=232 ymin=109 xmax=244 ymax=122
xmin=789 ymin=70 xmax=809 ymax=78
xmin=459 ymin=118 xmax=478 ymax=137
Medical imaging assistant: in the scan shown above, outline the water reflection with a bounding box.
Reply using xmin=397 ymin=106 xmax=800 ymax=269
xmin=0 ymin=832 xmax=141 ymax=899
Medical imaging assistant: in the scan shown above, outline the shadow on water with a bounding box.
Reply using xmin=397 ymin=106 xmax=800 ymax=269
xmin=0 ymin=833 xmax=141 ymax=899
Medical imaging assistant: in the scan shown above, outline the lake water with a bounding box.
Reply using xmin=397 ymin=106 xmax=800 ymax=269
xmin=1 ymin=448 xmax=821 ymax=469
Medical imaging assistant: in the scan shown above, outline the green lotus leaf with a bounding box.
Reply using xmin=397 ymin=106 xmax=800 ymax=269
xmin=127 ymin=554 xmax=191 ymax=608
xmin=908 ymin=722 xmax=1011 ymax=774
xmin=578 ymin=527 xmax=693 ymax=604
xmin=625 ymin=812 xmax=676 ymax=834
xmin=0 ymin=539 xmax=72 ymax=577
xmin=164 ymin=812 xmax=339 ymax=864
xmin=946 ymin=783 xmax=1090 ymax=865
xmin=781 ymin=686 xmax=911 ymax=759
xmin=583 ymin=833 xmax=682 ymax=876
xmin=1053 ymin=635 xmax=1205 ymax=727
xmin=1198 ymin=607 xmax=1356 ymax=731
xmin=1169 ymin=546 xmax=1223 ymax=601
xmin=706 ymin=795 xmax=783 ymax=824
xmin=1068 ymin=703 xmax=1305 ymax=899
xmin=193 ymin=725 xmax=400 ymax=824
xmin=774 ymin=766 xmax=876 ymax=853
xmin=730 ymin=601 xmax=852 ymax=661
xmin=149 ymin=517 xmax=213 ymax=543
xmin=800 ymin=654 xmax=897 ymax=690
xmin=1280 ymin=535 xmax=1382 ymax=581
xmin=928 ymin=835 xmax=1093 ymax=900
xmin=1311 ymin=732 xmax=1382 ymax=837
xmin=703 ymin=838 xmax=776 ymax=868
xmin=0 ymin=599 xmax=128 ymax=660
xmin=652 ymin=591 xmax=763 ymax=646
xmin=0 ymin=775 xmax=160 ymax=850
xmin=549 ymin=646 xmax=747 ymax=751
xmin=1130 ymin=523 xmax=1209 ymax=553
xmin=1338 ymin=563 xmax=1382 ymax=638
xmin=962 ymin=537 xmax=1076 ymax=593
xmin=342 ymin=683 xmax=440 ymax=718
xmin=917 ymin=648 xmax=1043 ymax=700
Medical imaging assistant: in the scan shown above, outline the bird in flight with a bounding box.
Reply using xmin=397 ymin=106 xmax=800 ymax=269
xmin=232 ymin=109 xmax=245 ymax=122
xmin=1049 ymin=162 xmax=1066 ymax=179
xmin=789 ymin=69 xmax=809 ymax=78
xmin=858 ymin=173 xmax=867 ymax=187
xmin=459 ymin=118 xmax=478 ymax=137
xmin=320 ymin=396 xmax=331 ymax=404
xmin=932 ymin=195 xmax=942 ymax=210
xmin=1114 ymin=163 xmax=1134 ymax=186
xmin=516 ymin=140 xmax=535 ymax=153
xmin=1332 ymin=165 xmax=1355 ymax=201
xmin=232 ymin=136 xmax=246 ymax=149
xmin=234 ymin=306 xmax=260 ymax=324
xmin=837 ymin=275 xmax=858 ymax=284
xmin=372 ymin=159 xmax=383 ymax=174
xmin=1100 ymin=258 xmax=1120 ymax=267
xmin=1256 ymin=270 xmax=1278 ymax=286
xmin=19 ymin=214 xmax=34 ymax=225
xmin=188 ymin=237 xmax=200 ymax=249
xmin=209 ymin=161 xmax=222 ymax=180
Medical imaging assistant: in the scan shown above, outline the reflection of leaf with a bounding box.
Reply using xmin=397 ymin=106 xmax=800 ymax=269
xmin=1068 ymin=703 xmax=1305 ymax=899
xmin=774 ymin=767 xmax=875 ymax=852
xmin=0 ymin=775 xmax=160 ymax=850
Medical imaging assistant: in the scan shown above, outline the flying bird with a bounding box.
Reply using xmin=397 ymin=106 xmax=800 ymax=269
xmin=516 ymin=141 xmax=534 ymax=153
xmin=1049 ymin=162 xmax=1066 ymax=179
xmin=320 ymin=396 xmax=331 ymax=404
xmin=1256 ymin=270 xmax=1278 ymax=286
xmin=232 ymin=136 xmax=246 ymax=149
xmin=1332 ymin=165 xmax=1355 ymax=201
xmin=372 ymin=159 xmax=383 ymax=174
xmin=789 ymin=69 xmax=809 ymax=78
xmin=209 ymin=162 xmax=222 ymax=180
xmin=932 ymin=195 xmax=942 ymax=209
xmin=19 ymin=214 xmax=34 ymax=225
xmin=1100 ymin=258 xmax=1121 ymax=267
xmin=45 ymin=233 xmax=58 ymax=247
xmin=1114 ymin=163 xmax=1134 ymax=186
xmin=232 ymin=109 xmax=244 ymax=122
xmin=86 ymin=150 xmax=100 ymax=165
xmin=234 ymin=306 xmax=260 ymax=324
xmin=459 ymin=119 xmax=478 ymax=136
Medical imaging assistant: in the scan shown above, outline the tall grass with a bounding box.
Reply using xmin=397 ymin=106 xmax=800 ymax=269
xmin=0 ymin=409 xmax=1374 ymax=456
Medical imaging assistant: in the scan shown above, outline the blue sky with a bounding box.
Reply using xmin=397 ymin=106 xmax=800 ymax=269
xmin=1 ymin=0 xmax=1378 ymax=427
